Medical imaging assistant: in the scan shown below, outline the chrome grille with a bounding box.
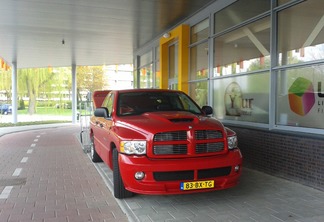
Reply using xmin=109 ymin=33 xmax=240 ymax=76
xmin=153 ymin=130 xmax=225 ymax=156
xmin=195 ymin=130 xmax=223 ymax=140
xmin=196 ymin=142 xmax=224 ymax=153
xmin=154 ymin=144 xmax=187 ymax=155
xmin=154 ymin=131 xmax=187 ymax=141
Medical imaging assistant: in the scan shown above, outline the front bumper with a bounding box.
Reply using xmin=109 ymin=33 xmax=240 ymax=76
xmin=118 ymin=149 xmax=243 ymax=195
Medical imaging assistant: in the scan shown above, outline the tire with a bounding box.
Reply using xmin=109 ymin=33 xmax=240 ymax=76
xmin=113 ymin=148 xmax=134 ymax=199
xmin=90 ymin=135 xmax=102 ymax=162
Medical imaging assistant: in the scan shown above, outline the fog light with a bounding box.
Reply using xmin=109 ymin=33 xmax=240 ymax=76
xmin=234 ymin=165 xmax=240 ymax=172
xmin=134 ymin=171 xmax=145 ymax=180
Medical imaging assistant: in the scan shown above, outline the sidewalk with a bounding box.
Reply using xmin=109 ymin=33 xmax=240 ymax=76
xmin=0 ymin=124 xmax=129 ymax=222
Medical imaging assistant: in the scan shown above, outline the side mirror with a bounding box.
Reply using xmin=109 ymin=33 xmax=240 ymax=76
xmin=94 ymin=107 xmax=109 ymax=118
xmin=201 ymin=106 xmax=213 ymax=115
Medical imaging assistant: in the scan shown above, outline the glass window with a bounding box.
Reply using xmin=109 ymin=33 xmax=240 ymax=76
xmin=278 ymin=0 xmax=324 ymax=66
xmin=169 ymin=43 xmax=178 ymax=80
xmin=278 ymin=0 xmax=291 ymax=5
xmin=102 ymin=93 xmax=114 ymax=117
xmin=190 ymin=41 xmax=208 ymax=80
xmin=140 ymin=51 xmax=152 ymax=67
xmin=191 ymin=19 xmax=209 ymax=44
xmin=212 ymin=72 xmax=269 ymax=123
xmin=213 ymin=17 xmax=270 ymax=77
xmin=214 ymin=0 xmax=270 ymax=34
xmin=139 ymin=64 xmax=153 ymax=88
xmin=155 ymin=60 xmax=160 ymax=88
xmin=189 ymin=81 xmax=208 ymax=108
xmin=276 ymin=64 xmax=324 ymax=129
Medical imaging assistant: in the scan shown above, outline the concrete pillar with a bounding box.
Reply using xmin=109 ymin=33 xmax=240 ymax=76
xmin=72 ymin=64 xmax=77 ymax=124
xmin=11 ymin=62 xmax=18 ymax=123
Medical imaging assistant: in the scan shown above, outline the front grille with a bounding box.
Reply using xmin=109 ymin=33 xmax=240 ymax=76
xmin=195 ymin=130 xmax=223 ymax=140
xmin=154 ymin=131 xmax=187 ymax=141
xmin=196 ymin=142 xmax=224 ymax=153
xmin=153 ymin=130 xmax=225 ymax=156
xmin=154 ymin=144 xmax=187 ymax=155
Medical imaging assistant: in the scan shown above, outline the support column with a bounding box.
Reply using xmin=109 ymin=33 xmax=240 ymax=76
xmin=159 ymin=24 xmax=189 ymax=93
xmin=72 ymin=64 xmax=77 ymax=124
xmin=11 ymin=62 xmax=18 ymax=123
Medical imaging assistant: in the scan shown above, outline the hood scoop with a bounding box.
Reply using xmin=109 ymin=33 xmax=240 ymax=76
xmin=169 ymin=118 xmax=194 ymax=123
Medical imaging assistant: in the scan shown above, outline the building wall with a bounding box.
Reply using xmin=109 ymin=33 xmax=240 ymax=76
xmin=134 ymin=0 xmax=324 ymax=191
xmin=229 ymin=126 xmax=324 ymax=191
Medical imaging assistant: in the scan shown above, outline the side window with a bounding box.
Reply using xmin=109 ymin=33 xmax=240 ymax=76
xmin=102 ymin=93 xmax=115 ymax=117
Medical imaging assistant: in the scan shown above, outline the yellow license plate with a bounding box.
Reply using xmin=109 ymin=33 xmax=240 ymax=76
xmin=180 ymin=180 xmax=214 ymax=190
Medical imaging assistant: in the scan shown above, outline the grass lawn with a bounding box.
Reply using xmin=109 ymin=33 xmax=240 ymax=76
xmin=18 ymin=107 xmax=73 ymax=116
xmin=1 ymin=107 xmax=77 ymax=127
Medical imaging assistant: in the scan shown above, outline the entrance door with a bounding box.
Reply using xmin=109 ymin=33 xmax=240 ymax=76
xmin=168 ymin=42 xmax=178 ymax=90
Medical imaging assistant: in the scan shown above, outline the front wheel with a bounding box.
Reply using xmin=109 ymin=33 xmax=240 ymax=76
xmin=113 ymin=149 xmax=134 ymax=199
xmin=90 ymin=135 xmax=102 ymax=162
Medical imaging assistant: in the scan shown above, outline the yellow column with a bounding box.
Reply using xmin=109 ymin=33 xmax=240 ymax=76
xmin=159 ymin=24 xmax=190 ymax=93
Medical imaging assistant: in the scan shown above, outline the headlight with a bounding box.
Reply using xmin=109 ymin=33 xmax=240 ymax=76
xmin=120 ymin=141 xmax=147 ymax=155
xmin=227 ymin=136 xmax=238 ymax=150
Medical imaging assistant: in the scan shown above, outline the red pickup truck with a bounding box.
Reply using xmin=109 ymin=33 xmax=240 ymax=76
xmin=90 ymin=89 xmax=242 ymax=198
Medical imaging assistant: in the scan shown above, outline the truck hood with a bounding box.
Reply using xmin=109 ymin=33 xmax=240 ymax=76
xmin=116 ymin=111 xmax=224 ymax=135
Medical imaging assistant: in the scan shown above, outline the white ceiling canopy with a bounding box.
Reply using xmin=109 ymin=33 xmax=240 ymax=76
xmin=0 ymin=0 xmax=214 ymax=68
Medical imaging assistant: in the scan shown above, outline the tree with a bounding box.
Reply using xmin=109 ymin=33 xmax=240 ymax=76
xmin=76 ymin=66 xmax=105 ymax=102
xmin=0 ymin=69 xmax=12 ymax=103
xmin=18 ymin=68 xmax=55 ymax=115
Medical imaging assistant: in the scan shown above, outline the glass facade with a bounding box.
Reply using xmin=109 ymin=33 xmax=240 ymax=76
xmin=135 ymin=0 xmax=324 ymax=133
xmin=189 ymin=19 xmax=209 ymax=107
xmin=134 ymin=47 xmax=160 ymax=89
xmin=275 ymin=0 xmax=324 ymax=131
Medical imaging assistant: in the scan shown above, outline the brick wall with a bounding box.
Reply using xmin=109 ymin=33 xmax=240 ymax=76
xmin=228 ymin=126 xmax=324 ymax=191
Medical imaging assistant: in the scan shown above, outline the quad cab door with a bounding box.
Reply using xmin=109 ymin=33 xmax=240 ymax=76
xmin=92 ymin=92 xmax=114 ymax=166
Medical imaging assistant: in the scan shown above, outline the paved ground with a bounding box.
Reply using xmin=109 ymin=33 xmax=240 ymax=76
xmin=0 ymin=124 xmax=324 ymax=222
xmin=0 ymin=124 xmax=128 ymax=222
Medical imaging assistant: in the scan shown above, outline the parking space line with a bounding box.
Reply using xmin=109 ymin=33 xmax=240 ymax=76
xmin=21 ymin=157 xmax=28 ymax=163
xmin=0 ymin=186 xmax=13 ymax=199
xmin=12 ymin=168 xmax=22 ymax=176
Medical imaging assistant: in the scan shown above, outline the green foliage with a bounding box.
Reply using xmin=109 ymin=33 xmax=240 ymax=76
xmin=18 ymin=98 xmax=25 ymax=110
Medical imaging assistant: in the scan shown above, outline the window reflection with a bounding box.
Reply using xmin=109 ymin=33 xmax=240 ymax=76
xmin=189 ymin=81 xmax=208 ymax=108
xmin=139 ymin=64 xmax=153 ymax=88
xmin=214 ymin=0 xmax=270 ymax=34
xmin=213 ymin=17 xmax=270 ymax=76
xmin=190 ymin=42 xmax=208 ymax=81
xmin=278 ymin=0 xmax=324 ymax=66
xmin=191 ymin=19 xmax=209 ymax=44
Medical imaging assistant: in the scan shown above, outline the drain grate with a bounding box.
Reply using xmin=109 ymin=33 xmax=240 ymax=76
xmin=0 ymin=178 xmax=27 ymax=186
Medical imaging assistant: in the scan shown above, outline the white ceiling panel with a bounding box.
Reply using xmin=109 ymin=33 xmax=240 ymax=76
xmin=0 ymin=0 xmax=214 ymax=68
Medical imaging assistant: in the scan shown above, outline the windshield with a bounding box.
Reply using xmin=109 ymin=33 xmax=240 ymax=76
xmin=117 ymin=91 xmax=202 ymax=116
